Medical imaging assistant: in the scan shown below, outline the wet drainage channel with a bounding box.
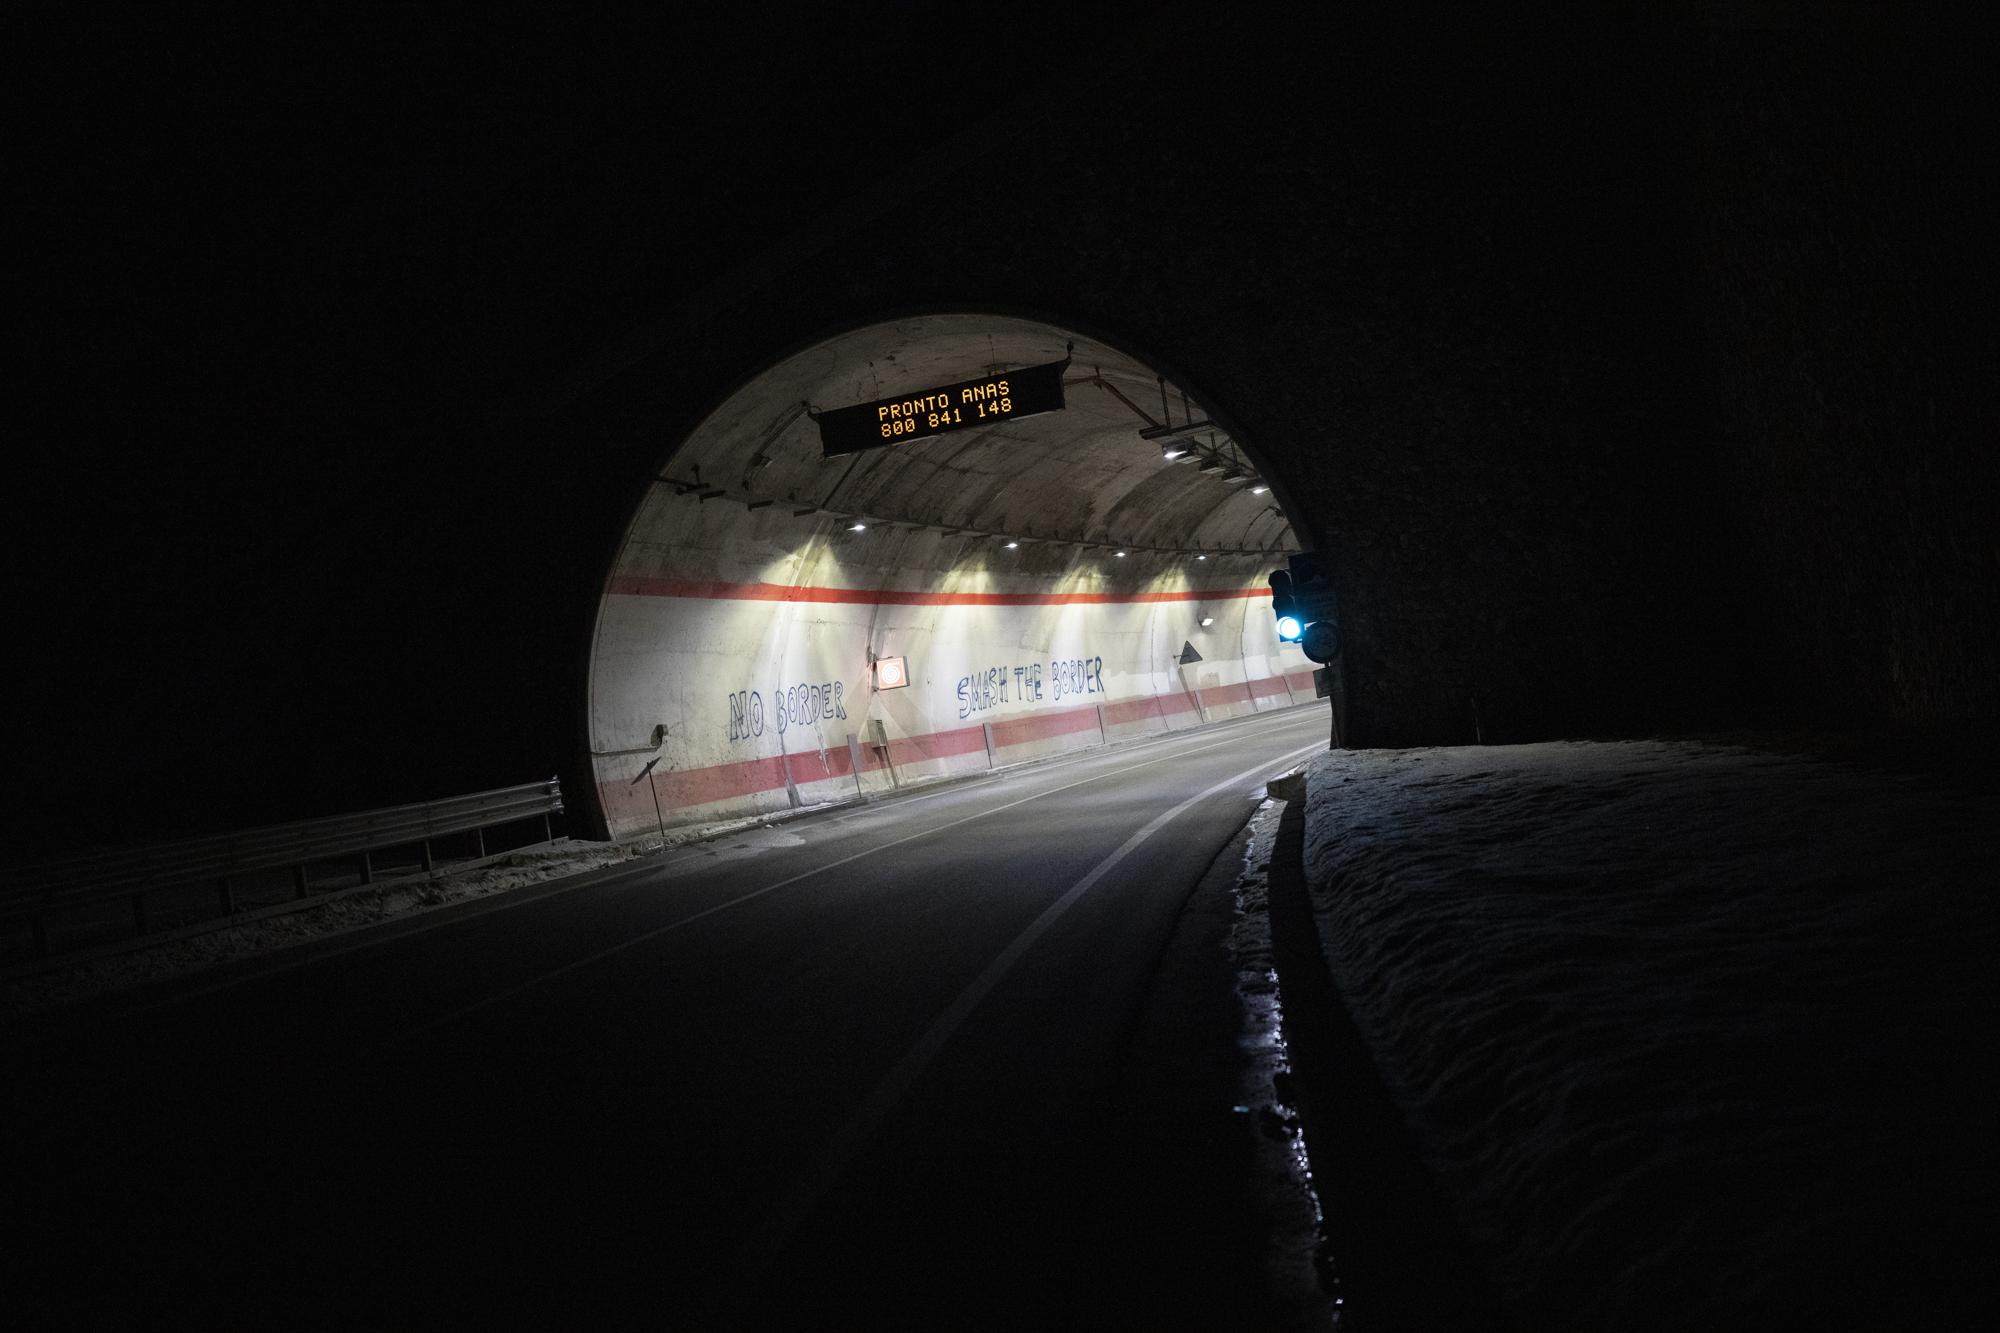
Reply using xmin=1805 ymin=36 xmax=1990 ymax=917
xmin=1229 ymin=796 xmax=1337 ymax=1322
xmin=1246 ymin=780 xmax=1511 ymax=1333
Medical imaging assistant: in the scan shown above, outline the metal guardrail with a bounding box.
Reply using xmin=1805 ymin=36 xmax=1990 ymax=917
xmin=1 ymin=778 xmax=563 ymax=958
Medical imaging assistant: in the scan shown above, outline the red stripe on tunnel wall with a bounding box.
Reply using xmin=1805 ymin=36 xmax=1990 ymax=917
xmin=991 ymin=704 xmax=1101 ymax=748
xmin=1198 ymin=680 xmax=1255 ymax=709
xmin=606 ymin=575 xmax=1268 ymax=607
xmin=1103 ymin=694 xmax=1188 ymax=727
xmin=598 ymin=673 xmax=1311 ymax=824
xmin=882 ymin=725 xmax=988 ymax=766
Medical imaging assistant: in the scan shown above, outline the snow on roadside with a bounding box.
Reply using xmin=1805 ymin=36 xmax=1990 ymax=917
xmin=1301 ymin=739 xmax=2000 ymax=1330
xmin=4 ymin=841 xmax=646 ymax=1022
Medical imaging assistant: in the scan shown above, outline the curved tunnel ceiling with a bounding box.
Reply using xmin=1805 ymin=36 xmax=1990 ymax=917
xmin=654 ymin=315 xmax=1297 ymax=561
xmin=586 ymin=315 xmax=1311 ymax=838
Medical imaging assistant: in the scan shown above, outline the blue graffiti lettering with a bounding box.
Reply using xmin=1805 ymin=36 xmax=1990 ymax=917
xmin=952 ymin=654 xmax=1107 ymax=718
xmin=727 ymin=689 xmax=768 ymax=741
xmin=745 ymin=680 xmax=849 ymax=736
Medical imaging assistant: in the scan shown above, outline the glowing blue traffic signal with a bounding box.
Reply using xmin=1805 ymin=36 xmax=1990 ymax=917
xmin=1271 ymin=555 xmax=1339 ymax=663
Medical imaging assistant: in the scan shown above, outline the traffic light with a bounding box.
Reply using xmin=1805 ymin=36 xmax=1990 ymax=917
xmin=1268 ymin=570 xmax=1305 ymax=642
xmin=1269 ymin=552 xmax=1341 ymax=663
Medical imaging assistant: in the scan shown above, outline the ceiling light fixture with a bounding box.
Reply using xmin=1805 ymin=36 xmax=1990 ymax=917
xmin=1005 ymin=541 xmax=1019 ymax=550
xmin=849 ymin=523 xmax=867 ymax=531
xmin=1250 ymin=485 xmax=1268 ymax=495
xmin=1114 ymin=551 xmax=1126 ymax=558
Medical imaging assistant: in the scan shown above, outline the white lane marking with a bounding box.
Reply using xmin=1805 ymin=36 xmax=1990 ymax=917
xmin=75 ymin=710 xmax=1325 ymax=1042
xmin=809 ymin=704 xmax=1320 ymax=828
xmin=766 ymin=739 xmax=1324 ymax=1251
xmin=369 ymin=728 xmax=1322 ymax=1053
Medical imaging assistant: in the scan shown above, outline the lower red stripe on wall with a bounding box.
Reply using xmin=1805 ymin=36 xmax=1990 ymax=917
xmin=1198 ymin=680 xmax=1256 ymax=709
xmin=1102 ymin=695 xmax=1172 ymax=727
xmin=884 ymin=725 xmax=988 ymax=766
xmin=991 ymin=703 xmax=1101 ymax=748
xmin=642 ymin=755 xmax=788 ymax=809
xmin=1249 ymin=674 xmax=1291 ymax=700
xmin=597 ymin=673 xmax=1307 ymax=822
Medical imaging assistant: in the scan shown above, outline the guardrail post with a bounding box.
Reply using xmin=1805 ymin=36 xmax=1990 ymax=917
xmin=542 ymin=813 xmax=554 ymax=844
xmin=1096 ymin=703 xmax=1109 ymax=745
xmin=983 ymin=722 xmax=996 ymax=768
xmin=421 ymin=839 xmax=435 ymax=874
xmin=359 ymin=849 xmax=373 ymax=885
xmin=473 ymin=826 xmax=486 ymax=859
xmin=294 ymin=864 xmax=311 ymax=899
xmin=217 ymin=876 xmax=235 ymax=915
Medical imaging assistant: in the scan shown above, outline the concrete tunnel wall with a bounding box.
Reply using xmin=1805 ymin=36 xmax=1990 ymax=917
xmin=587 ymin=316 xmax=1312 ymax=839
xmin=590 ymin=535 xmax=1311 ymax=839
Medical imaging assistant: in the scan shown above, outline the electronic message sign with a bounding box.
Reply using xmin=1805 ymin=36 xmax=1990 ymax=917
xmin=813 ymin=358 xmax=1069 ymax=457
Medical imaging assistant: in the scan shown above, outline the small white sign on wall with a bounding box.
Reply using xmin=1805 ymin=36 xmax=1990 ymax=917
xmin=874 ymin=655 xmax=910 ymax=690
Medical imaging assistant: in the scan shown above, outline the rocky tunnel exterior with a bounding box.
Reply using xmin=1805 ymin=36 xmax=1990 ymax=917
xmin=20 ymin=16 xmax=1990 ymax=843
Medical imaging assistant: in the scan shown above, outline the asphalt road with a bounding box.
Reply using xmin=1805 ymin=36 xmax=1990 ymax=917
xmin=6 ymin=707 xmax=1329 ymax=1329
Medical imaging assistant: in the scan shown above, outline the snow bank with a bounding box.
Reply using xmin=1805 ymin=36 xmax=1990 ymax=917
xmin=1301 ymin=740 xmax=1999 ymax=1329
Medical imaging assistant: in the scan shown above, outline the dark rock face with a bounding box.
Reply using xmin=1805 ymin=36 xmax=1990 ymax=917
xmin=1659 ymin=28 xmax=1999 ymax=732
xmin=15 ymin=15 xmax=1996 ymax=839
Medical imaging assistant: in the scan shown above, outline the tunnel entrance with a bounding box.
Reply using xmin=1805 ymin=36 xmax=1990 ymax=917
xmin=585 ymin=314 xmax=1313 ymax=840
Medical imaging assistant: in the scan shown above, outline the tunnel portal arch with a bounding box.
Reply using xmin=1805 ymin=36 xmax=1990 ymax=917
xmin=584 ymin=313 xmax=1319 ymax=840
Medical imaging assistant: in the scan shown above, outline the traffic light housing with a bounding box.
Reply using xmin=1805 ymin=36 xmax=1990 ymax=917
xmin=1268 ymin=570 xmax=1305 ymax=642
xmin=1269 ymin=552 xmax=1340 ymax=663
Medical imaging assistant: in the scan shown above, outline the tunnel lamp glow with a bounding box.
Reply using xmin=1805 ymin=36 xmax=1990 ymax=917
xmin=1250 ymin=485 xmax=1268 ymax=495
xmin=849 ymin=523 xmax=867 ymax=531
xmin=1005 ymin=541 xmax=1019 ymax=549
xmin=1114 ymin=551 xmax=1126 ymax=558
xmin=1160 ymin=445 xmax=1184 ymax=460
xmin=1200 ymin=616 xmax=1215 ymax=627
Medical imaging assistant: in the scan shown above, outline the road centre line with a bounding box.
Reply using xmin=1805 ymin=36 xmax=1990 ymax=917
xmin=367 ymin=724 xmax=1323 ymax=1056
xmin=43 ymin=710 xmax=1323 ymax=1043
xmin=810 ymin=705 xmax=1318 ymax=829
xmin=766 ymin=739 xmax=1326 ymax=1254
